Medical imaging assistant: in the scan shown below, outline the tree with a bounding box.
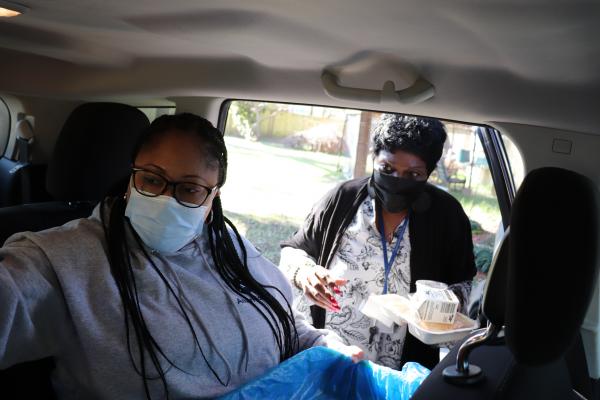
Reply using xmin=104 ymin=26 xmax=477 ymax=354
xmin=230 ymin=101 xmax=260 ymax=140
xmin=231 ymin=101 xmax=283 ymax=140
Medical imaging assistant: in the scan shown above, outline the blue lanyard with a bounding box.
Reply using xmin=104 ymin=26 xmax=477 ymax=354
xmin=379 ymin=212 xmax=409 ymax=294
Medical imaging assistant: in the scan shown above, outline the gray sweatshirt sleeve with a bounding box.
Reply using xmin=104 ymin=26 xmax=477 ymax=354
xmin=0 ymin=236 xmax=66 ymax=369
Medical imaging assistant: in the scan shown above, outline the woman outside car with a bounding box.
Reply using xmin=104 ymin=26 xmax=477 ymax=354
xmin=280 ymin=114 xmax=476 ymax=369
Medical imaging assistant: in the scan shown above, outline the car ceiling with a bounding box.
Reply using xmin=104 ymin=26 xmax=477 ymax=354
xmin=0 ymin=0 xmax=599 ymax=134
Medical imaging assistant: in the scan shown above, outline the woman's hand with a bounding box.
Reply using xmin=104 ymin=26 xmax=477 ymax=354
xmin=325 ymin=342 xmax=366 ymax=363
xmin=344 ymin=345 xmax=366 ymax=363
xmin=321 ymin=331 xmax=365 ymax=363
xmin=295 ymin=265 xmax=347 ymax=312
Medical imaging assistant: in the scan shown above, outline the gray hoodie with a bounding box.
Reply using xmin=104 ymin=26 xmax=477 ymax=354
xmin=0 ymin=206 xmax=332 ymax=399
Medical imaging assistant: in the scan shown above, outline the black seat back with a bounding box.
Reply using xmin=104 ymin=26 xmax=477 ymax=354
xmin=0 ymin=102 xmax=149 ymax=244
xmin=412 ymin=167 xmax=599 ymax=400
xmin=506 ymin=167 xmax=599 ymax=365
xmin=0 ymin=201 xmax=97 ymax=245
xmin=45 ymin=103 xmax=149 ymax=202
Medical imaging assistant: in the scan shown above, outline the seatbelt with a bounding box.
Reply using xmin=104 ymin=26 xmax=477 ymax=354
xmin=16 ymin=138 xmax=29 ymax=163
xmin=13 ymin=118 xmax=34 ymax=163
xmin=13 ymin=118 xmax=34 ymax=203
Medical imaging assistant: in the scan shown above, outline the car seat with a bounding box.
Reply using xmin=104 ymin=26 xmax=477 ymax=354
xmin=0 ymin=102 xmax=149 ymax=399
xmin=0 ymin=102 xmax=149 ymax=245
xmin=412 ymin=167 xmax=599 ymax=400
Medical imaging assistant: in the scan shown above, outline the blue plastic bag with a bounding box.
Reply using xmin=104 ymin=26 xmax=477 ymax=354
xmin=219 ymin=347 xmax=430 ymax=400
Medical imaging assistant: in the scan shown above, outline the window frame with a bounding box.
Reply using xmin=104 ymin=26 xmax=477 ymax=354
xmin=477 ymin=127 xmax=517 ymax=229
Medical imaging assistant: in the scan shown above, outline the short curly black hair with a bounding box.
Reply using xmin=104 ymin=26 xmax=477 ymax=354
xmin=371 ymin=114 xmax=447 ymax=174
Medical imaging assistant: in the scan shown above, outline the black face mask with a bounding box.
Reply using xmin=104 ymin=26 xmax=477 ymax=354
xmin=368 ymin=170 xmax=427 ymax=213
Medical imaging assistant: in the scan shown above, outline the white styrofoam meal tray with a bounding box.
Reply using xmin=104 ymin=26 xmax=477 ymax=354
xmin=407 ymin=312 xmax=479 ymax=345
xmin=362 ymin=294 xmax=479 ymax=345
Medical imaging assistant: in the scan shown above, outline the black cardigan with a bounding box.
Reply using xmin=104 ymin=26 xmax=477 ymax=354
xmin=282 ymin=177 xmax=476 ymax=369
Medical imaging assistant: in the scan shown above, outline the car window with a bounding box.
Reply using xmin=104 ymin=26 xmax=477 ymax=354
xmin=430 ymin=124 xmax=502 ymax=279
xmin=0 ymin=97 xmax=10 ymax=156
xmin=221 ymin=101 xmax=502 ymax=275
xmin=137 ymin=107 xmax=176 ymax=122
xmin=221 ymin=101 xmax=355 ymax=263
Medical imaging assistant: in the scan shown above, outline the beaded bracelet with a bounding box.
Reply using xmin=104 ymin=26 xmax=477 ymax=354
xmin=292 ymin=266 xmax=303 ymax=290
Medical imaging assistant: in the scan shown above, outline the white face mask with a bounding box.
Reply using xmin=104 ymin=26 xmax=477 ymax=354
xmin=124 ymin=189 xmax=209 ymax=253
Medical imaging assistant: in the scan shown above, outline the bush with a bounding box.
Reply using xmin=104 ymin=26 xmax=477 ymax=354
xmin=281 ymin=123 xmax=347 ymax=155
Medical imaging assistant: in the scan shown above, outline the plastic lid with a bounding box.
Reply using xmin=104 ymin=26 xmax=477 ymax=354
xmin=416 ymin=280 xmax=448 ymax=292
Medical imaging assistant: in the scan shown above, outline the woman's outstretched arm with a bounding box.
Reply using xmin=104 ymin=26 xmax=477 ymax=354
xmin=0 ymin=236 xmax=66 ymax=369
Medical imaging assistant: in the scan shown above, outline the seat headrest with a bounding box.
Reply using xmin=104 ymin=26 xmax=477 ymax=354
xmin=481 ymin=228 xmax=509 ymax=327
xmin=506 ymin=167 xmax=599 ymax=366
xmin=16 ymin=119 xmax=34 ymax=141
xmin=46 ymin=103 xmax=149 ymax=201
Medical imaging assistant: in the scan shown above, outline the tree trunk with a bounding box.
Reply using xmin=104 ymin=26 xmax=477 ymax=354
xmin=353 ymin=112 xmax=372 ymax=178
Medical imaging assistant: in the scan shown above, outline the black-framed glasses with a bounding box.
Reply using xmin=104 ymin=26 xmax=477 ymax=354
xmin=131 ymin=168 xmax=217 ymax=208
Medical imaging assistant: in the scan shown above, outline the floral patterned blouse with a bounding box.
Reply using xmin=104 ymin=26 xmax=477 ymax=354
xmin=294 ymin=197 xmax=412 ymax=369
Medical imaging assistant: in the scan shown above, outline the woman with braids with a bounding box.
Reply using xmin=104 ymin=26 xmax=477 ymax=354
xmin=0 ymin=113 xmax=362 ymax=399
xmin=280 ymin=114 xmax=476 ymax=370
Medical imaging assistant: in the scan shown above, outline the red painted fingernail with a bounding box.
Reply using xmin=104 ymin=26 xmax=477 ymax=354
xmin=333 ymin=287 xmax=341 ymax=294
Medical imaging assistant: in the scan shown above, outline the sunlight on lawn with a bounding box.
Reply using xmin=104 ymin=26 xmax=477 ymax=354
xmin=450 ymin=189 xmax=501 ymax=234
xmin=221 ymin=137 xmax=350 ymax=264
xmin=221 ymin=137 xmax=349 ymax=223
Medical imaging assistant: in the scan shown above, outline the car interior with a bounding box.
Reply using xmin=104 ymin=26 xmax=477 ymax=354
xmin=0 ymin=1 xmax=599 ymax=399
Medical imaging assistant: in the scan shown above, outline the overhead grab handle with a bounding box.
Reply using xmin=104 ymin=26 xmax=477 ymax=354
xmin=321 ymin=70 xmax=435 ymax=105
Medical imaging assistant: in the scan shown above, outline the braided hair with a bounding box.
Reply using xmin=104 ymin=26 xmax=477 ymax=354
xmin=100 ymin=113 xmax=298 ymax=399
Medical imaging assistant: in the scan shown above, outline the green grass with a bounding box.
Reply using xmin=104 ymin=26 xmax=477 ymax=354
xmin=225 ymin=212 xmax=299 ymax=265
xmin=450 ymin=189 xmax=501 ymax=234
